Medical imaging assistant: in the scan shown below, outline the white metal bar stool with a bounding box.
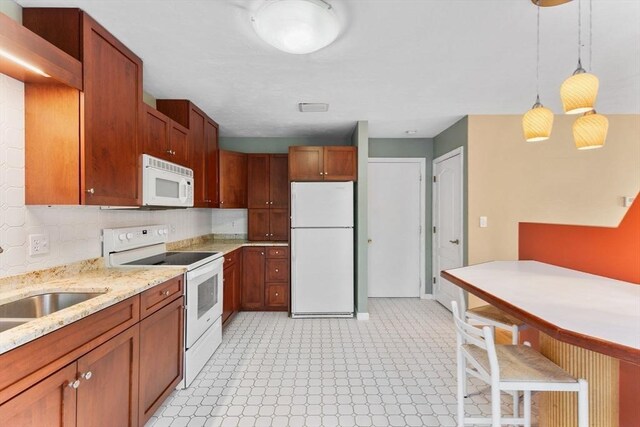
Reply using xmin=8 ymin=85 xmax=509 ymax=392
xmin=451 ymin=300 xmax=589 ymax=427
xmin=458 ymin=288 xmax=524 ymax=345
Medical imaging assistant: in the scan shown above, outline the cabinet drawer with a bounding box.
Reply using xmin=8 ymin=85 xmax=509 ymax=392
xmin=223 ymin=249 xmax=240 ymax=267
xmin=265 ymin=259 xmax=289 ymax=282
xmin=265 ymin=284 xmax=288 ymax=308
xmin=140 ymin=275 xmax=183 ymax=319
xmin=266 ymin=247 xmax=289 ymax=259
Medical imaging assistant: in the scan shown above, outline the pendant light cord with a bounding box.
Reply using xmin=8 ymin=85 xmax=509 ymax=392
xmin=536 ymin=2 xmax=540 ymax=98
xmin=577 ymin=0 xmax=582 ymax=64
xmin=589 ymin=0 xmax=593 ymax=71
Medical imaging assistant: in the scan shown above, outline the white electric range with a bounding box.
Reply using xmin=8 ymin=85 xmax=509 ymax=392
xmin=103 ymin=225 xmax=223 ymax=388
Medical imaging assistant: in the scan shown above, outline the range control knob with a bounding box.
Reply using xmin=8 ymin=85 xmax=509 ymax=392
xmin=126 ymin=233 xmax=133 ymax=239
xmin=118 ymin=233 xmax=127 ymax=241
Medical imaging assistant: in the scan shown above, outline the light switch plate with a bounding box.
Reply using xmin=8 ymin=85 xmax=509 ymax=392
xmin=623 ymin=196 xmax=635 ymax=207
xmin=479 ymin=216 xmax=488 ymax=228
xmin=29 ymin=234 xmax=49 ymax=256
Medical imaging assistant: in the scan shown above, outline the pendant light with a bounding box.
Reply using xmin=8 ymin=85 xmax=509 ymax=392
xmin=523 ymin=1 xmax=554 ymax=142
xmin=573 ymin=0 xmax=608 ymax=149
xmin=560 ymin=0 xmax=599 ymax=114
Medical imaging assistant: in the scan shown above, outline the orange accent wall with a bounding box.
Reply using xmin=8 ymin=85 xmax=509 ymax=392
xmin=518 ymin=194 xmax=640 ymax=427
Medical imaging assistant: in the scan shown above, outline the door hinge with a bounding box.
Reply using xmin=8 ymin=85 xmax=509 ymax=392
xmin=433 ymin=226 xmax=436 ymax=233
xmin=419 ymin=174 xmax=422 ymax=182
xmin=433 ymin=176 xmax=437 ymax=183
xmin=433 ymin=277 xmax=436 ymax=284
xmin=419 ymin=225 xmax=422 ymax=234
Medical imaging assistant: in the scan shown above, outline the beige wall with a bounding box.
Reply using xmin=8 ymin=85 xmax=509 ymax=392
xmin=466 ymin=114 xmax=640 ymax=306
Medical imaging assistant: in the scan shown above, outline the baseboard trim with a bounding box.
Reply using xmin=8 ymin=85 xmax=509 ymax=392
xmin=356 ymin=312 xmax=369 ymax=321
xmin=421 ymin=293 xmax=435 ymax=300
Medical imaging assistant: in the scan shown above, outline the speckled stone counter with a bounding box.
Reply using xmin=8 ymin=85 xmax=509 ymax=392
xmin=168 ymin=235 xmax=288 ymax=255
xmin=0 ymin=261 xmax=185 ymax=355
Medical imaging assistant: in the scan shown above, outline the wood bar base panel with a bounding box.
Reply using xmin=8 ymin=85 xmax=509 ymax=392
xmin=539 ymin=333 xmax=619 ymax=427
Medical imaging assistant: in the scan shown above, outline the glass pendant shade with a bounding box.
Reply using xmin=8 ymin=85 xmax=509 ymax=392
xmin=560 ymin=69 xmax=599 ymax=114
xmin=573 ymin=110 xmax=608 ymax=150
xmin=523 ymin=101 xmax=554 ymax=142
xmin=251 ymin=0 xmax=340 ymax=54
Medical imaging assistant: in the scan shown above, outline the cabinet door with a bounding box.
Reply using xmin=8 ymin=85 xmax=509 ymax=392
xmin=219 ymin=150 xmax=248 ymax=208
xmin=189 ymin=107 xmax=207 ymax=207
xmin=248 ymin=154 xmax=270 ymax=208
xmin=323 ymin=146 xmax=357 ymax=181
xmin=0 ymin=363 xmax=77 ymax=427
xmin=139 ymin=298 xmax=183 ymax=426
xmin=232 ymin=250 xmax=243 ymax=312
xmin=242 ymin=247 xmax=265 ymax=309
xmin=143 ymin=105 xmax=170 ymax=161
xmin=205 ymin=119 xmax=220 ymax=207
xmin=82 ymin=14 xmax=142 ymax=206
xmin=269 ymin=154 xmax=289 ymax=208
xmin=76 ymin=326 xmax=139 ymax=427
xmin=170 ymin=121 xmax=190 ymax=167
xmin=289 ymin=146 xmax=323 ymax=181
xmin=265 ymin=284 xmax=288 ymax=309
xmin=248 ymin=209 xmax=270 ymax=241
xmin=266 ymin=258 xmax=289 ymax=282
xmin=269 ymin=209 xmax=289 ymax=241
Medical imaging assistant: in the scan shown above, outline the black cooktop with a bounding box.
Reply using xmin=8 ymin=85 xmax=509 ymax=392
xmin=124 ymin=252 xmax=219 ymax=266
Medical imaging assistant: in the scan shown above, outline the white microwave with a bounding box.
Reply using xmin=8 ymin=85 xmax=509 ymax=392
xmin=142 ymin=154 xmax=194 ymax=207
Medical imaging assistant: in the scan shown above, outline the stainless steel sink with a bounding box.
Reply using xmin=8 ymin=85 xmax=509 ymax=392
xmin=0 ymin=292 xmax=104 ymax=320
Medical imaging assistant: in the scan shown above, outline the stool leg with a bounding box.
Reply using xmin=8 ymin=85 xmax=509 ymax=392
xmin=457 ymin=349 xmax=465 ymax=427
xmin=577 ymin=379 xmax=589 ymax=427
xmin=511 ymin=391 xmax=519 ymax=418
xmin=491 ymin=384 xmax=501 ymax=427
xmin=511 ymin=325 xmax=519 ymax=345
xmin=523 ymin=390 xmax=531 ymax=427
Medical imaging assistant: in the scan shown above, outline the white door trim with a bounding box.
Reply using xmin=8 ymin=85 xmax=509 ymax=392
xmin=368 ymin=158 xmax=427 ymax=296
xmin=432 ymin=147 xmax=465 ymax=304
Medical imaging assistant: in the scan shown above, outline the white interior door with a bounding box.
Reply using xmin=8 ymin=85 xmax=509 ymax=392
xmin=368 ymin=159 xmax=424 ymax=297
xmin=433 ymin=148 xmax=464 ymax=310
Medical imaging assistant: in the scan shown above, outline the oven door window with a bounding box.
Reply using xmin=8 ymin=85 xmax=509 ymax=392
xmin=197 ymin=275 xmax=218 ymax=318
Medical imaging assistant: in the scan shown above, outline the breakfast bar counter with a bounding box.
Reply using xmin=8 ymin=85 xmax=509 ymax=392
xmin=442 ymin=260 xmax=640 ymax=427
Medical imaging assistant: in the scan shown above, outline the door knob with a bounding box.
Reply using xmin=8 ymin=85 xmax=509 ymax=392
xmin=367 ymin=239 xmax=372 ymax=243
xmin=449 ymin=239 xmax=460 ymax=245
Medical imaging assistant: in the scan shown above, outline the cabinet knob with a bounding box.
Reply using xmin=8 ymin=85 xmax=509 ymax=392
xmin=261 ymin=252 xmax=264 ymax=255
xmin=270 ymin=201 xmax=273 ymax=205
xmin=275 ymin=251 xmax=279 ymax=255
xmin=68 ymin=379 xmax=80 ymax=389
xmin=86 ymin=188 xmax=95 ymax=195
xmin=220 ymin=201 xmax=224 ymax=204
xmin=161 ymin=290 xmax=170 ymax=296
xmin=325 ymin=172 xmax=328 ymax=176
xmin=275 ymin=269 xmax=279 ymax=273
xmin=275 ymin=293 xmax=279 ymax=297
xmin=166 ymin=149 xmax=176 ymax=155
xmin=81 ymin=371 xmax=93 ymax=380
xmin=320 ymin=172 xmax=324 ymax=176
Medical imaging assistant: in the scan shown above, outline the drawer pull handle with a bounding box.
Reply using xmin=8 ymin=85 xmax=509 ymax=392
xmin=161 ymin=290 xmax=170 ymax=296
xmin=275 ymin=269 xmax=279 ymax=272
xmin=275 ymin=293 xmax=279 ymax=297
xmin=81 ymin=371 xmax=92 ymax=380
xmin=68 ymin=380 xmax=80 ymax=389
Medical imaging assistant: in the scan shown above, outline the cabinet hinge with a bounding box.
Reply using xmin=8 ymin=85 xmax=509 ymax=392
xmin=433 ymin=226 xmax=436 ymax=233
xmin=419 ymin=174 xmax=422 ymax=182
xmin=433 ymin=277 xmax=436 ymax=284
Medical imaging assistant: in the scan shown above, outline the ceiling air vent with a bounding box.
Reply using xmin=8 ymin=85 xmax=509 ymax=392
xmin=298 ymin=103 xmax=329 ymax=113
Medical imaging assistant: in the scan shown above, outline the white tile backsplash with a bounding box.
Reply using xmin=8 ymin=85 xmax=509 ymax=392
xmin=0 ymin=74 xmax=214 ymax=277
xmin=211 ymin=208 xmax=248 ymax=234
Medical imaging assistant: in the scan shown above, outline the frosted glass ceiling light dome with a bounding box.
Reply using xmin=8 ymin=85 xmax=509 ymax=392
xmin=251 ymin=0 xmax=340 ymax=54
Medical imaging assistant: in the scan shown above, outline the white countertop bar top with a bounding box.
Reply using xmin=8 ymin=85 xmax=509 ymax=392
xmin=444 ymin=261 xmax=640 ymax=357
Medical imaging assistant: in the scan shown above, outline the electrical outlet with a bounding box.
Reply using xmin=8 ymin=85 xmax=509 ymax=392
xmin=623 ymin=196 xmax=635 ymax=207
xmin=29 ymin=234 xmax=49 ymax=256
xmin=170 ymin=224 xmax=176 ymax=233
xmin=479 ymin=216 xmax=488 ymax=228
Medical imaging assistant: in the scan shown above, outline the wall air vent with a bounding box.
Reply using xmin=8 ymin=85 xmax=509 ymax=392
xmin=298 ymin=103 xmax=329 ymax=113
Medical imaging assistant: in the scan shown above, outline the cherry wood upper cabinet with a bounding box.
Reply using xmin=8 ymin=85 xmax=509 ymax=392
xmin=288 ymin=146 xmax=357 ymax=182
xmin=23 ymin=8 xmax=143 ymax=206
xmin=248 ymin=154 xmax=270 ymax=209
xmin=219 ymin=150 xmax=248 ymax=208
xmin=156 ymin=100 xmax=219 ymax=207
xmin=142 ymin=105 xmax=190 ymax=166
xmin=288 ymin=146 xmax=324 ymax=181
xmin=269 ymin=155 xmax=289 ymax=208
xmin=248 ymin=154 xmax=289 ymax=242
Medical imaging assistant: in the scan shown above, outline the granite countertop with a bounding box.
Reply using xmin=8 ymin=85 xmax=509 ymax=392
xmin=0 ymin=263 xmax=185 ymax=355
xmin=0 ymin=235 xmax=288 ymax=355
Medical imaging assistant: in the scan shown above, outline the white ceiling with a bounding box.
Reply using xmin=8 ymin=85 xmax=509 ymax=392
xmin=16 ymin=0 xmax=640 ymax=139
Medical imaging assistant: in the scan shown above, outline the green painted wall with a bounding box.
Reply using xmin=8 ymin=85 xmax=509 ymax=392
xmin=369 ymin=138 xmax=435 ymax=294
xmin=1 ymin=0 xmax=22 ymax=22
xmin=433 ymin=116 xmax=469 ymax=266
xmin=352 ymin=122 xmax=369 ymax=315
xmin=220 ymin=136 xmax=350 ymax=154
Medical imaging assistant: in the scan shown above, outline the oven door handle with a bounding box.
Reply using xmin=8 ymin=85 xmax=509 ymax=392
xmin=187 ymin=260 xmax=222 ymax=282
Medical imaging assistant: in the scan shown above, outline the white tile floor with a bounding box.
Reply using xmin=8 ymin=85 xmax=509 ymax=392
xmin=146 ymin=298 xmax=533 ymax=427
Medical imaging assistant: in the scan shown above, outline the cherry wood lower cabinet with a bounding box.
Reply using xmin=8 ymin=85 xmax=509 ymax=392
xmin=242 ymin=246 xmax=289 ymax=311
xmin=0 ymin=275 xmax=185 ymax=427
xmin=222 ymin=248 xmax=242 ymax=325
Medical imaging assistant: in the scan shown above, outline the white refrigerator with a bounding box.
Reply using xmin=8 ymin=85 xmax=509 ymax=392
xmin=291 ymin=182 xmax=354 ymax=318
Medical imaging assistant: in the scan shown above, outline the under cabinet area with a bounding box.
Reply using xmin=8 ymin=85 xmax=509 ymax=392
xmin=0 ymin=275 xmax=184 ymax=427
xmin=24 ymin=8 xmax=143 ymax=206
xmin=288 ymin=146 xmax=357 ymax=182
xmin=241 ymin=246 xmax=289 ymax=311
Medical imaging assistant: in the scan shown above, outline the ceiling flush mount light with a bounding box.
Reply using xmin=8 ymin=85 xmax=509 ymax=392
xmin=522 ymin=2 xmax=553 ymax=142
xmin=560 ymin=0 xmax=599 ymax=114
xmin=251 ymin=0 xmax=340 ymax=54
xmin=573 ymin=110 xmax=608 ymax=149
